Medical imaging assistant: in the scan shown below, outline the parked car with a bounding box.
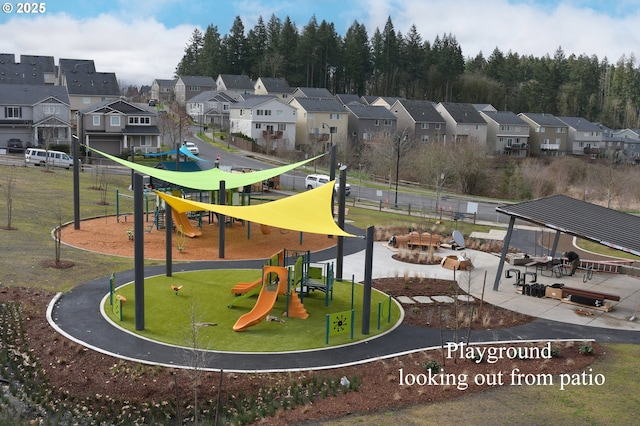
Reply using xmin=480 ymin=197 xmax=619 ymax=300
xmin=25 ymin=148 xmax=74 ymax=169
xmin=305 ymin=174 xmax=351 ymax=196
xmin=6 ymin=138 xmax=25 ymax=153
xmin=184 ymin=141 xmax=199 ymax=155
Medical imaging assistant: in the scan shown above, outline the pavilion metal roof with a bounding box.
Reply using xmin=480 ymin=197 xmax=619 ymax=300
xmin=496 ymin=194 xmax=640 ymax=257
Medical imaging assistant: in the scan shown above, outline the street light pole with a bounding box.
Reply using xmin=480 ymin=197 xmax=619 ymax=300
xmin=394 ymin=132 xmax=406 ymax=208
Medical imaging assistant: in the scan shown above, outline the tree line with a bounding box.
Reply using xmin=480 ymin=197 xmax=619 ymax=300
xmin=175 ymin=14 xmax=640 ymax=130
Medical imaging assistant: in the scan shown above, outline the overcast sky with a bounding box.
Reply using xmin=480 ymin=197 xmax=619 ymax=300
xmin=1 ymin=0 xmax=638 ymax=87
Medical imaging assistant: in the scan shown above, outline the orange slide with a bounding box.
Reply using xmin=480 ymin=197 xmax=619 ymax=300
xmin=233 ymin=266 xmax=308 ymax=331
xmin=171 ymin=211 xmax=202 ymax=237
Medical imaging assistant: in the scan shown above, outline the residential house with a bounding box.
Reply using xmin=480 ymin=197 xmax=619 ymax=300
xmin=150 ymin=79 xmax=176 ymax=103
xmin=518 ymin=113 xmax=569 ymax=156
xmin=557 ymin=116 xmax=603 ymax=156
xmin=360 ymin=95 xmax=378 ymax=105
xmin=173 ymin=75 xmax=216 ymax=105
xmin=0 ymin=53 xmax=48 ymax=85
xmin=344 ymin=104 xmax=397 ymax=145
xmin=57 ymin=58 xmax=96 ymax=85
xmin=186 ymin=90 xmax=235 ymax=130
xmin=77 ymin=99 xmax=160 ymax=157
xmin=0 ymin=84 xmax=71 ymax=149
xmin=390 ymin=99 xmax=446 ymax=143
xmin=254 ymin=77 xmax=292 ymax=100
xmin=287 ymin=97 xmax=348 ymax=151
xmin=229 ymin=96 xmax=297 ymax=151
xmin=291 ymin=87 xmax=333 ymax=99
xmin=609 ymin=128 xmax=640 ymax=163
xmin=335 ymin=94 xmax=363 ymax=106
xmin=370 ymin=96 xmax=405 ymax=109
xmin=480 ymin=111 xmax=530 ymax=156
xmin=21 ymin=55 xmax=56 ymax=85
xmin=216 ymin=74 xmax=254 ymax=99
xmin=435 ymin=102 xmax=487 ymax=146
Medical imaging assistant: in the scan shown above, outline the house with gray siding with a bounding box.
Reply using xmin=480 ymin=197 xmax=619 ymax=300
xmin=557 ymin=116 xmax=603 ymax=156
xmin=390 ymin=99 xmax=446 ymax=143
xmin=344 ymin=104 xmax=397 ymax=145
xmin=518 ymin=113 xmax=569 ymax=156
xmin=480 ymin=111 xmax=530 ymax=156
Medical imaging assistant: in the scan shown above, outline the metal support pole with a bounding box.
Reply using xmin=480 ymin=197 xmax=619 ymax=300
xmin=362 ymin=226 xmax=374 ymax=335
xmin=134 ymin=173 xmax=144 ymax=331
xmin=394 ymin=136 xmax=400 ymax=208
xmin=218 ymin=180 xmax=226 ymax=259
xmin=165 ymin=203 xmax=172 ymax=277
xmin=336 ymin=165 xmax=347 ymax=281
xmin=72 ymin=137 xmax=80 ymax=230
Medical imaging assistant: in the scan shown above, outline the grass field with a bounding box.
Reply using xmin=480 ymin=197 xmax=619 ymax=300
xmin=104 ymin=269 xmax=401 ymax=351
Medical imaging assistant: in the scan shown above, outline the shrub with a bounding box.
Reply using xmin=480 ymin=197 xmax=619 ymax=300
xmin=423 ymin=360 xmax=441 ymax=372
xmin=579 ymin=342 xmax=594 ymax=355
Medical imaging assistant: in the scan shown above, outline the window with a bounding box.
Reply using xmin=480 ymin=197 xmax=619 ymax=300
xmin=83 ymin=97 xmax=91 ymax=104
xmin=43 ymin=106 xmax=60 ymax=115
xmin=421 ymin=123 xmax=429 ymax=129
xmin=307 ymin=112 xmax=314 ymax=119
xmin=255 ymin=123 xmax=262 ymax=129
xmin=329 ymin=113 xmax=342 ymax=120
xmin=5 ymin=107 xmax=21 ymax=118
xmin=278 ymin=123 xmax=286 ymax=131
xmin=374 ymin=120 xmax=380 ymax=126
xmin=514 ymin=126 xmax=521 ymax=132
xmin=110 ymin=116 xmax=121 ymax=126
xmin=223 ymin=104 xmax=229 ymax=111
xmin=256 ymin=109 xmax=272 ymax=116
xmin=384 ymin=120 xmax=392 ymax=126
xmin=140 ymin=136 xmax=152 ymax=146
xmin=128 ymin=116 xmax=150 ymax=125
xmin=421 ymin=134 xmax=429 ymax=142
xmin=92 ymin=115 xmax=100 ymax=126
xmin=539 ymin=126 xmax=546 ymax=132
xmin=435 ymin=123 xmax=441 ymax=130
xmin=556 ymin=127 xmax=565 ymax=133
xmin=276 ymin=109 xmax=283 ymax=116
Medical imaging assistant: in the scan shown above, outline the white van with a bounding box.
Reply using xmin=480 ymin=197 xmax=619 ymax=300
xmin=25 ymin=148 xmax=74 ymax=169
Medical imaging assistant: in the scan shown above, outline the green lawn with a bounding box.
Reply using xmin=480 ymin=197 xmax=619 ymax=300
xmin=104 ymin=269 xmax=401 ymax=351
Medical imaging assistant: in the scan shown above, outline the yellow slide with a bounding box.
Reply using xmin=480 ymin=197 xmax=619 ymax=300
xmin=233 ymin=266 xmax=308 ymax=331
xmin=171 ymin=211 xmax=202 ymax=237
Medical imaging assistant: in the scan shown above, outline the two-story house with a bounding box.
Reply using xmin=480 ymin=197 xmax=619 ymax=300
xmin=287 ymin=97 xmax=348 ymax=151
xmin=480 ymin=111 xmax=530 ymax=156
xmin=557 ymin=116 xmax=603 ymax=156
xmin=609 ymin=128 xmax=640 ymax=162
xmin=216 ymin=74 xmax=254 ymax=99
xmin=78 ymin=99 xmax=160 ymax=157
xmin=186 ymin=90 xmax=236 ymax=130
xmin=344 ymin=104 xmax=397 ymax=145
xmin=254 ymin=77 xmax=292 ymax=100
xmin=390 ymin=99 xmax=446 ymax=143
xmin=173 ymin=75 xmax=216 ymax=106
xmin=229 ymin=96 xmax=297 ymax=151
xmin=518 ymin=113 xmax=569 ymax=156
xmin=291 ymin=87 xmax=334 ymax=99
xmin=150 ymin=79 xmax=176 ymax=103
xmin=435 ymin=102 xmax=487 ymax=146
xmin=0 ymin=84 xmax=71 ymax=149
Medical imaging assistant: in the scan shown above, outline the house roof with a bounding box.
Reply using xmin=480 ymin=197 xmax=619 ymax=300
xmin=345 ymin=104 xmax=397 ymax=120
xmin=232 ymin=95 xmax=281 ymax=109
xmin=290 ymin=97 xmax=344 ymax=113
xmin=218 ymin=74 xmax=254 ymax=90
xmin=438 ymin=102 xmax=486 ymax=124
xmin=481 ymin=111 xmax=529 ymax=126
xmin=123 ymin=125 xmax=161 ymax=135
xmin=394 ymin=99 xmax=445 ymax=123
xmin=153 ymin=79 xmax=176 ymax=88
xmin=65 ymin=71 xmax=120 ymax=96
xmin=20 ymin=55 xmax=55 ymax=72
xmin=0 ymin=53 xmax=15 ymax=64
xmin=335 ymin=94 xmax=363 ymax=105
xmin=79 ymin=99 xmax=153 ymax=114
xmin=360 ymin=95 xmax=378 ymax=105
xmin=187 ymin=90 xmax=219 ymax=103
xmin=177 ymin=75 xmax=216 ymax=87
xmin=59 ymin=58 xmax=96 ymax=75
xmin=256 ymin=77 xmax=292 ymax=93
xmin=497 ymin=194 xmax=640 ymax=257
xmin=557 ymin=116 xmax=602 ymax=132
xmin=519 ymin=112 xmax=566 ymax=127
xmin=293 ymin=87 xmax=334 ymax=98
xmin=0 ymin=84 xmax=69 ymax=105
xmin=0 ymin=62 xmax=45 ymax=84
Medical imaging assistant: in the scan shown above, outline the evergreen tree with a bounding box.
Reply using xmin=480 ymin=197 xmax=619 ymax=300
xmin=224 ymin=16 xmax=248 ymax=75
xmin=175 ymin=28 xmax=205 ymax=76
xmin=341 ymin=20 xmax=371 ymax=95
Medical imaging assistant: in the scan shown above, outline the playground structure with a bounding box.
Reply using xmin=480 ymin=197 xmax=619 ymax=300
xmin=233 ymin=265 xmax=309 ymax=331
xmin=230 ymin=249 xmax=336 ymax=331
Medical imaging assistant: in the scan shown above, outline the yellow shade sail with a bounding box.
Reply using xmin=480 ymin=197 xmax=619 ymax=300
xmin=154 ymin=182 xmax=357 ymax=238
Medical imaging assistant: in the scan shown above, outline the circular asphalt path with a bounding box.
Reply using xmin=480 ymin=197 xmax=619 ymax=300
xmin=48 ymin=226 xmax=639 ymax=372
